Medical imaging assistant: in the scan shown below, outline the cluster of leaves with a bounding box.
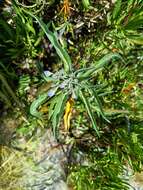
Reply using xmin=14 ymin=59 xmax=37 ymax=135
xmin=68 ymin=150 xmax=130 ymax=190
xmin=0 ymin=5 xmax=41 ymax=60
xmin=106 ymin=0 xmax=143 ymax=47
xmin=68 ymin=122 xmax=143 ymax=189
xmin=19 ymin=9 xmax=123 ymax=138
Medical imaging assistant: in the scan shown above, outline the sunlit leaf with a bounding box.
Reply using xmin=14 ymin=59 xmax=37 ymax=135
xmin=82 ymin=0 xmax=90 ymax=10
xmin=127 ymin=35 xmax=143 ymax=45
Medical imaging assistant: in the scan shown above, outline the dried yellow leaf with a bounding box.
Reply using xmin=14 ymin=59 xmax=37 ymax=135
xmin=64 ymin=98 xmax=74 ymax=131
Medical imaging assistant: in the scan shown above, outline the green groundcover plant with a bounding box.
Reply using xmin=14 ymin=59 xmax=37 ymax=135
xmin=25 ymin=11 xmax=123 ymax=137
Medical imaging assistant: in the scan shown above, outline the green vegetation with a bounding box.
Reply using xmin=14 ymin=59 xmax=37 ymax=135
xmin=0 ymin=0 xmax=143 ymax=189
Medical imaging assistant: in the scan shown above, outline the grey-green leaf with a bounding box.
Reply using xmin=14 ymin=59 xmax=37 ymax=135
xmin=79 ymin=90 xmax=100 ymax=137
xmin=50 ymin=92 xmax=68 ymax=137
xmin=30 ymin=92 xmax=48 ymax=118
xmin=22 ymin=9 xmax=72 ymax=73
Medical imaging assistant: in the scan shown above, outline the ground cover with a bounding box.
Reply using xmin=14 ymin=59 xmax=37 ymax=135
xmin=0 ymin=0 xmax=143 ymax=189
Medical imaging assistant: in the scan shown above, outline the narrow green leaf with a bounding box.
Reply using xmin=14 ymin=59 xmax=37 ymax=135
xmin=22 ymin=9 xmax=72 ymax=73
xmin=89 ymin=87 xmax=110 ymax=123
xmin=94 ymin=53 xmax=122 ymax=70
xmin=125 ymin=17 xmax=143 ymax=30
xmin=127 ymin=0 xmax=134 ymax=11
xmin=112 ymin=0 xmax=122 ymax=20
xmin=82 ymin=0 xmax=90 ymax=10
xmin=77 ymin=53 xmax=122 ymax=79
xmin=79 ymin=90 xmax=100 ymax=137
xmin=26 ymin=21 xmax=36 ymax=35
xmin=48 ymin=94 xmax=60 ymax=120
xmin=51 ymin=93 xmax=68 ymax=137
xmin=30 ymin=92 xmax=48 ymax=118
xmin=0 ymin=19 xmax=14 ymax=39
xmin=127 ymin=35 xmax=143 ymax=45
